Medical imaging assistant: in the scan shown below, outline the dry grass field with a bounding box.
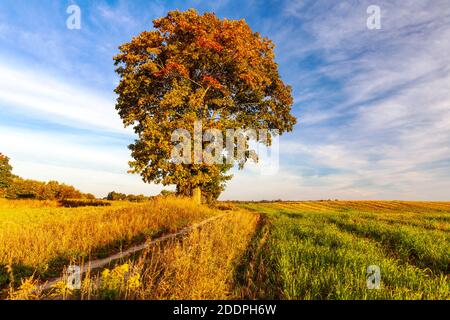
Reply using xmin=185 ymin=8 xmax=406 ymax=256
xmin=0 ymin=197 xmax=217 ymax=289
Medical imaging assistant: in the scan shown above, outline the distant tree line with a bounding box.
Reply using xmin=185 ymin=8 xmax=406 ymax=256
xmin=0 ymin=153 xmax=95 ymax=200
xmin=1 ymin=153 xmax=215 ymax=203
xmin=105 ymin=190 xmax=187 ymax=202
xmin=105 ymin=191 xmax=153 ymax=202
xmin=6 ymin=178 xmax=96 ymax=200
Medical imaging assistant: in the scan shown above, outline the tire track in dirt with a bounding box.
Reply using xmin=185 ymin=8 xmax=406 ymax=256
xmin=36 ymin=213 xmax=228 ymax=292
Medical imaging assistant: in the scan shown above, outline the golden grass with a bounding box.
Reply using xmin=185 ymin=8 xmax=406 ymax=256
xmin=90 ymin=210 xmax=259 ymax=300
xmin=0 ymin=198 xmax=59 ymax=209
xmin=0 ymin=197 xmax=217 ymax=283
xmin=9 ymin=210 xmax=259 ymax=300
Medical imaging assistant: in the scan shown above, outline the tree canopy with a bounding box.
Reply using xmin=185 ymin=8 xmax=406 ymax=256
xmin=114 ymin=9 xmax=296 ymax=202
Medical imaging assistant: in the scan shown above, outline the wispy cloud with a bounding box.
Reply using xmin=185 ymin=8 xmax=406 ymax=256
xmin=0 ymin=62 xmax=126 ymax=133
xmin=224 ymin=0 xmax=450 ymax=200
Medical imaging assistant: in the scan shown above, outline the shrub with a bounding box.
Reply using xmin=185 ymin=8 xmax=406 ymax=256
xmin=106 ymin=191 xmax=153 ymax=202
xmin=59 ymin=199 xmax=111 ymax=208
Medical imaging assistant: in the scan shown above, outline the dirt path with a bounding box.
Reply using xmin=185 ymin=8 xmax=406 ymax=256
xmin=37 ymin=213 xmax=227 ymax=292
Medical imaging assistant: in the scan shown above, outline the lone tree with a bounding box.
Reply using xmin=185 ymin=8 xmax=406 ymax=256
xmin=0 ymin=153 xmax=13 ymax=196
xmin=114 ymin=9 xmax=296 ymax=203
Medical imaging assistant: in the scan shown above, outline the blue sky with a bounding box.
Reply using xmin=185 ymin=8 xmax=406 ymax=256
xmin=0 ymin=0 xmax=449 ymax=200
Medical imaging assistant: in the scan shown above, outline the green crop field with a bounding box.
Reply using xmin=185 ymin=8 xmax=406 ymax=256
xmin=237 ymin=201 xmax=450 ymax=300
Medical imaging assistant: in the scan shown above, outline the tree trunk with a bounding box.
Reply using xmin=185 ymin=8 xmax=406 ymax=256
xmin=192 ymin=187 xmax=202 ymax=205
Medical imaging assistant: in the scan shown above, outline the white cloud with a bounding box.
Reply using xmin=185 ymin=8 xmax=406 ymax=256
xmin=0 ymin=62 xmax=128 ymax=133
xmin=0 ymin=125 xmax=164 ymax=197
xmin=0 ymin=126 xmax=126 ymax=172
xmin=97 ymin=3 xmax=136 ymax=26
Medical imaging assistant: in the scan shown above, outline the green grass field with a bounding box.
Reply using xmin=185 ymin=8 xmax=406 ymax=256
xmin=237 ymin=201 xmax=449 ymax=300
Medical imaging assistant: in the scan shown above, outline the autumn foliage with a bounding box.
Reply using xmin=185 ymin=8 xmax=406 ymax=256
xmin=114 ymin=9 xmax=296 ymax=201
